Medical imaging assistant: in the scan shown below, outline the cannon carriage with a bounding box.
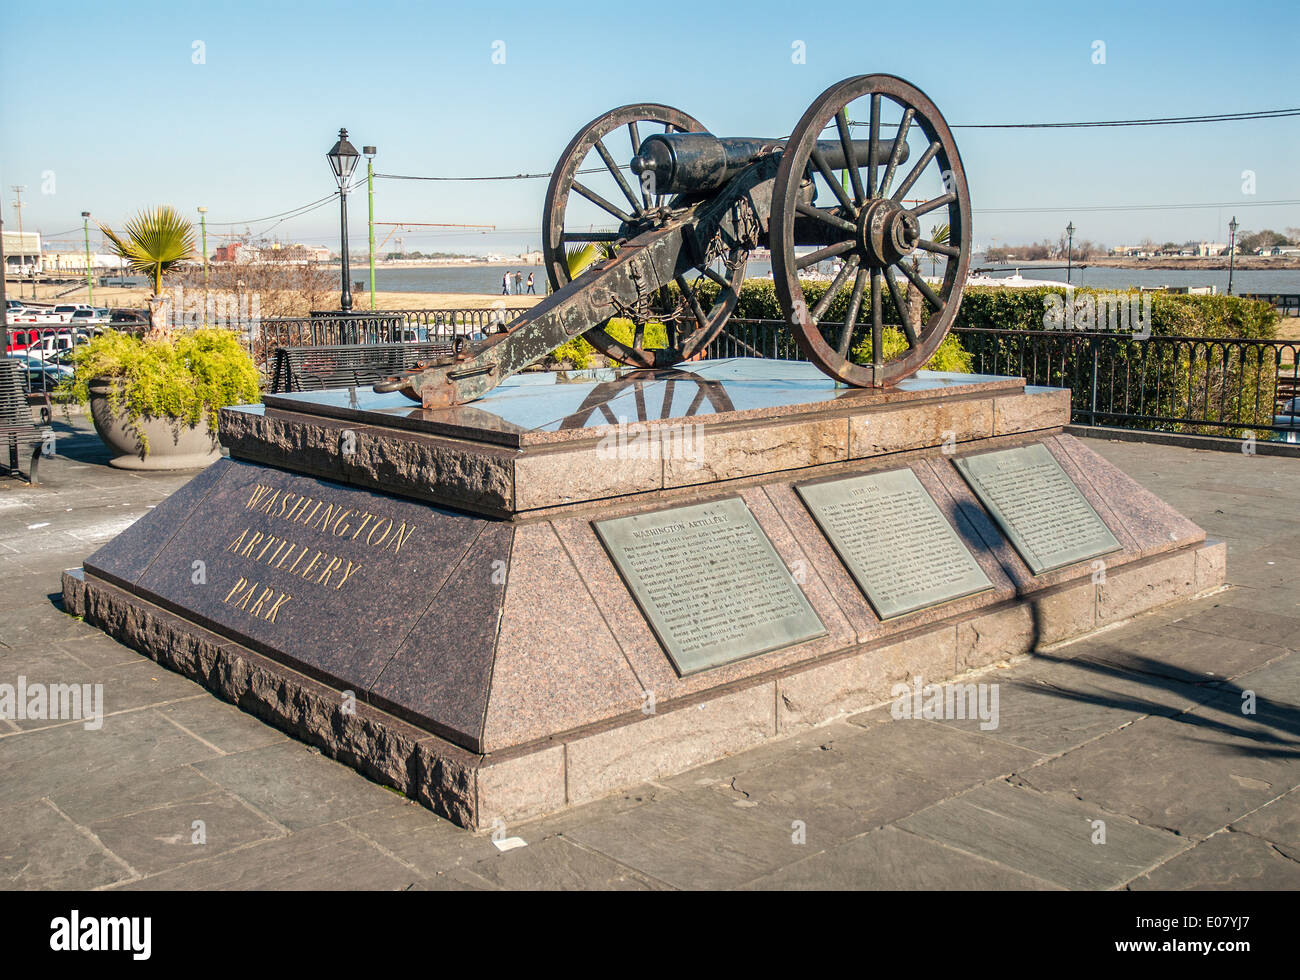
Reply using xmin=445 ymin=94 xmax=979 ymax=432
xmin=378 ymin=73 xmax=971 ymax=408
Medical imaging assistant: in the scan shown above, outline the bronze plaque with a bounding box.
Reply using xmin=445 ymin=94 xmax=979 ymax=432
xmin=954 ymin=443 xmax=1121 ymax=574
xmin=594 ymin=497 xmax=826 ymax=675
xmin=797 ymin=468 xmax=993 ymax=619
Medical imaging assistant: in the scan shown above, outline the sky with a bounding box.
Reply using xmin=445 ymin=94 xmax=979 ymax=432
xmin=2 ymin=0 xmax=1297 ymax=256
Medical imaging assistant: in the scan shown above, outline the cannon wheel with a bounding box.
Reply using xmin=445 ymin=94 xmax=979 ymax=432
xmin=769 ymin=74 xmax=972 ymax=387
xmin=542 ymin=104 xmax=747 ymax=368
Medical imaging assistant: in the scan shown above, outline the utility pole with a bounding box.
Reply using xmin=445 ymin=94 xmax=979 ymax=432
xmin=10 ymin=186 xmax=29 ymax=299
xmin=82 ymin=211 xmax=94 ymax=305
xmin=197 ymin=206 xmax=209 ymax=317
xmin=1 ymin=213 xmax=9 ymax=354
xmin=364 ymin=146 xmax=377 ymax=310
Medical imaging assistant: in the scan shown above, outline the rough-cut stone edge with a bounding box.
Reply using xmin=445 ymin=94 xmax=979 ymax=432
xmin=60 ymin=536 xmax=1226 ymax=831
xmin=223 ymin=385 xmax=1065 ymax=518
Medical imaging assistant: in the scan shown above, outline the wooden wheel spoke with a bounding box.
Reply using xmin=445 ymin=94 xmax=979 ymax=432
xmin=810 ymin=255 xmax=859 ymax=323
xmin=918 ymin=238 xmax=960 ymax=258
xmin=878 ymin=108 xmax=915 ymax=199
xmin=910 ymin=192 xmax=955 ymax=218
xmin=899 ymin=260 xmax=944 ymax=312
xmin=884 ymin=265 xmax=918 ymax=347
xmin=835 ymin=109 xmax=866 ymax=205
xmin=795 ymin=201 xmax=857 ymax=235
xmin=892 ymin=140 xmax=941 ymax=203
xmin=866 ymin=94 xmax=881 ymax=198
xmin=627 ymin=121 xmax=653 ymax=209
xmin=571 ymin=181 xmax=632 ymax=223
xmin=870 ymin=268 xmax=884 ymax=368
xmin=810 ymin=145 xmax=856 ymax=214
xmin=796 ymin=239 xmax=856 ymax=270
xmin=675 ymin=274 xmax=709 ymax=331
xmin=594 ymin=138 xmax=644 ymax=216
xmin=701 ymin=265 xmax=731 ymax=287
xmin=838 ymin=268 xmax=869 ymax=356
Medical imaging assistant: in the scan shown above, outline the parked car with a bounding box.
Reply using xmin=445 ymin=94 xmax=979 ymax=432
xmin=52 ymin=304 xmax=93 ymax=323
xmin=1275 ymin=397 xmax=1300 ymax=429
xmin=8 ymin=307 xmax=63 ymax=324
xmin=69 ymin=309 xmax=109 ymax=326
xmin=110 ymin=309 xmax=148 ymax=325
xmin=5 ymin=352 xmax=73 ymax=391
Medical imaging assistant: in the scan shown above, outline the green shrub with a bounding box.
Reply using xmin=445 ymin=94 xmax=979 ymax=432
xmin=62 ymin=328 xmax=260 ymax=451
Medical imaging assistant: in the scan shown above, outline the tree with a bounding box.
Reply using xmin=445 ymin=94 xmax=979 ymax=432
xmin=100 ymin=206 xmax=195 ymax=327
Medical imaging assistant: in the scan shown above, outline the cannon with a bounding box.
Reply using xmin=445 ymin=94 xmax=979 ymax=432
xmin=376 ymin=74 xmax=971 ymax=409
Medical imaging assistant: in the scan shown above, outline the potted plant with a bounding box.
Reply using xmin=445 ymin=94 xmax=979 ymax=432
xmin=62 ymin=327 xmax=260 ymax=470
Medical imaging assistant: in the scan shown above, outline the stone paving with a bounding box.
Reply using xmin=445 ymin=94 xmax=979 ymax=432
xmin=1 ymin=417 xmax=1297 ymax=890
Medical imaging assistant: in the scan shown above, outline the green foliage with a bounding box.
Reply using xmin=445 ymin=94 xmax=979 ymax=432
xmin=955 ymin=285 xmax=1279 ymax=339
xmin=61 ymin=328 xmax=260 ymax=451
xmin=851 ymin=329 xmax=973 ymax=373
xmin=99 ymin=206 xmax=196 ymax=296
xmin=953 ymin=286 xmax=1281 ymax=437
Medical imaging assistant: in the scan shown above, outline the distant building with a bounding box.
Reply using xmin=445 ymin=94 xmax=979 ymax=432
xmin=2 ymin=230 xmax=41 ymax=274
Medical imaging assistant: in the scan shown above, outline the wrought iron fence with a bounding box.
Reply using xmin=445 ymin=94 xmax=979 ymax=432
xmin=705 ymin=318 xmax=1300 ymax=438
xmin=248 ymin=308 xmax=527 ymax=375
xmin=3 ymin=325 xmax=96 ymax=396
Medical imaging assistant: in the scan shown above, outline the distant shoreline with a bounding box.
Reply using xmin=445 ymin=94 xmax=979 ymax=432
xmin=982 ymin=256 xmax=1300 ymax=272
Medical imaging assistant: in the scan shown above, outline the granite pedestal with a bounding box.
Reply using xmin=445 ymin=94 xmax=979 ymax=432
xmin=61 ymin=360 xmax=1225 ymax=829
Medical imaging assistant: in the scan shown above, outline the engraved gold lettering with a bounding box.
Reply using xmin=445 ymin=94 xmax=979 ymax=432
xmin=246 ymin=485 xmax=273 ymax=510
xmin=239 ymin=532 xmax=264 ymax=558
xmin=351 ymin=513 xmax=375 ymax=540
xmin=255 ymin=535 xmax=279 ymax=561
xmin=266 ymin=592 xmax=292 ymax=622
xmin=223 ymin=576 xmax=248 ymax=602
xmin=248 ymin=586 xmax=274 ymax=617
xmin=226 ymin=528 xmax=249 ymax=554
xmin=388 ymin=522 xmax=416 ymax=554
xmin=299 ymin=551 xmax=323 ymax=579
xmin=277 ymin=492 xmax=294 ymax=517
xmin=315 ymin=556 xmax=342 ymax=586
xmin=367 ymin=517 xmax=392 ymax=546
xmin=331 ymin=509 xmax=353 ymax=536
xmin=336 ymin=560 xmax=362 ymax=590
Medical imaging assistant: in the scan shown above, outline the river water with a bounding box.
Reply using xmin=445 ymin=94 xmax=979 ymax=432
xmin=362 ymin=261 xmax=1300 ymax=296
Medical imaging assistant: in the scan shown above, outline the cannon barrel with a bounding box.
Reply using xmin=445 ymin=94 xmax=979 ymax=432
xmin=630 ymin=132 xmax=909 ymax=197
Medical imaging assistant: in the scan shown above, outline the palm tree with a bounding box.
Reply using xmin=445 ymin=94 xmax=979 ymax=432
xmin=564 ymin=241 xmax=617 ymax=279
xmin=903 ymin=222 xmax=950 ymax=332
xmin=100 ymin=206 xmax=196 ymax=328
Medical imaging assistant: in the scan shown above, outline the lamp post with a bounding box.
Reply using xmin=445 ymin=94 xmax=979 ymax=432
xmin=364 ymin=145 xmax=377 ymax=311
xmin=81 ymin=211 xmax=93 ymax=305
xmin=326 ymin=128 xmax=360 ymax=312
xmin=197 ymin=206 xmax=209 ymax=290
xmin=1065 ymin=221 xmax=1075 ymax=285
xmin=1227 ymin=216 xmax=1239 ymax=296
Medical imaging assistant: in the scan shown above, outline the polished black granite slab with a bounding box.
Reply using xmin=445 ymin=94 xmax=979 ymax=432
xmin=81 ymin=457 xmax=508 ymax=747
xmin=252 ymin=359 xmax=1025 ymax=448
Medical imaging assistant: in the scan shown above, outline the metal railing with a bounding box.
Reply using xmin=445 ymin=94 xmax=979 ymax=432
xmin=247 ymin=307 xmax=527 ymax=374
xmin=2 ymin=325 xmax=96 ymax=396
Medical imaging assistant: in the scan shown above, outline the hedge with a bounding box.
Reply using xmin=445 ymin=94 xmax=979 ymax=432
xmin=543 ymin=280 xmax=1283 ymax=438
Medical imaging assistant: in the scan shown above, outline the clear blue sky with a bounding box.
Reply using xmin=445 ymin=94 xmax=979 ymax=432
xmin=2 ymin=0 xmax=1297 ymax=255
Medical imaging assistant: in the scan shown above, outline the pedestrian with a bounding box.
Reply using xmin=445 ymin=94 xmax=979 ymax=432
xmin=502 ymin=270 xmax=510 ymax=295
xmin=526 ymin=272 xmax=535 ymax=294
xmin=514 ymin=270 xmax=523 ymax=294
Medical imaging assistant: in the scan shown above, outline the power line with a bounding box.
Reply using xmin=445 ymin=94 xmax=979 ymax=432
xmin=976 ymin=198 xmax=1300 ymax=214
xmin=949 ymin=107 xmax=1300 ymax=129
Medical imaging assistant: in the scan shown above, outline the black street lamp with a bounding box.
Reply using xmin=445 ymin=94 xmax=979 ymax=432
xmin=1065 ymin=221 xmax=1075 ymax=285
xmin=326 ymin=128 xmax=361 ymax=312
xmin=1227 ymin=216 xmax=1239 ymax=296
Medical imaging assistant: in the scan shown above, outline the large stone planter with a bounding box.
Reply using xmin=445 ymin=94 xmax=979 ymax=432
xmin=88 ymin=379 xmax=223 ymax=470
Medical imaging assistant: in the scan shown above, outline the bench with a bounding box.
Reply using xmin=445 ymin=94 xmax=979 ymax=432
xmin=0 ymin=360 xmax=44 ymax=485
xmin=270 ymin=341 xmax=457 ymax=394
